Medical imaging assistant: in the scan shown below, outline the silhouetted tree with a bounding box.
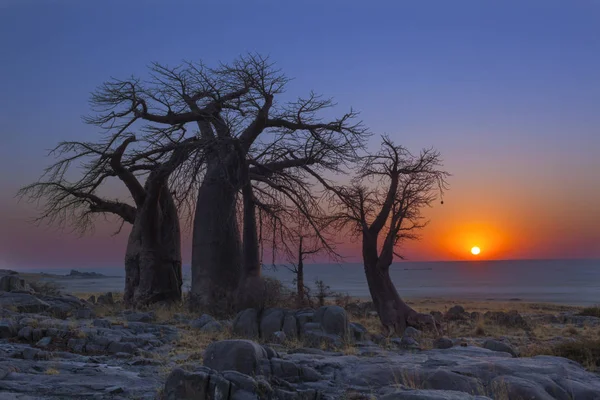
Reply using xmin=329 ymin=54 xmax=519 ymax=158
xmin=18 ymin=132 xmax=198 ymax=306
xmin=308 ymin=137 xmax=449 ymax=335
xmin=86 ymin=54 xmax=368 ymax=313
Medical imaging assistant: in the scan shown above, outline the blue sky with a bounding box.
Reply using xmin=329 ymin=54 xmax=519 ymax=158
xmin=1 ymin=0 xmax=599 ymax=266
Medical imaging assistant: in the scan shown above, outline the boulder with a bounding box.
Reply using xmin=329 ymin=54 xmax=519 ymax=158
xmin=233 ymin=309 xmax=259 ymax=339
xmin=200 ymin=320 xmax=224 ymax=333
xmin=272 ymin=331 xmax=287 ymax=344
xmin=282 ymin=312 xmax=298 ymax=340
xmin=93 ymin=319 xmax=112 ymax=328
xmin=349 ymin=322 xmax=368 ymax=341
xmin=0 ymin=292 xmax=49 ymax=313
xmin=76 ymin=308 xmax=94 ymax=319
xmin=17 ymin=326 xmax=33 ymax=341
xmin=36 ymin=337 xmax=52 ymax=348
xmin=260 ymin=308 xmax=285 ymax=340
xmin=0 ymin=274 xmax=31 ymax=293
xmin=32 ymin=328 xmax=43 ymax=342
xmin=380 ymin=390 xmax=491 ymax=399
xmin=403 ymin=326 xmax=422 ymax=340
xmin=124 ymin=311 xmax=155 ymax=323
xmin=190 ymin=314 xmax=215 ymax=329
xmin=203 ymin=339 xmax=268 ymax=375
xmin=164 ymin=368 xmax=213 ymax=400
xmin=314 ymin=305 xmax=349 ymax=338
xmin=97 ymin=292 xmax=114 ymax=305
xmin=483 ymin=339 xmax=518 ymax=357
xmin=295 ymin=310 xmax=314 ymax=329
xmin=1 ymin=320 xmax=18 ymax=338
xmin=433 ymin=337 xmax=454 ymax=349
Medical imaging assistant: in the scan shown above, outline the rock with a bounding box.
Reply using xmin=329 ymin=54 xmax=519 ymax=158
xmin=445 ymin=305 xmax=466 ymax=320
xmin=271 ymin=358 xmax=299 ymax=381
xmin=107 ymin=341 xmax=137 ymax=354
xmin=470 ymin=311 xmax=481 ymax=320
xmin=314 ymin=306 xmax=349 ymax=338
xmin=0 ymin=319 xmax=17 ymax=339
xmin=96 ymin=292 xmax=114 ymax=305
xmin=31 ymin=328 xmax=43 ymax=342
xmin=124 ymin=311 xmax=155 ymax=323
xmin=233 ymin=309 xmax=259 ymax=339
xmin=403 ymin=326 xmax=422 ymax=340
xmin=272 ymin=330 xmax=287 ymax=344
xmin=105 ymin=386 xmax=124 ymax=394
xmin=190 ymin=313 xmax=215 ymax=329
xmin=200 ymin=320 xmax=224 ymax=333
xmin=76 ymin=308 xmax=94 ymax=319
xmin=262 ymin=345 xmax=278 ymax=359
xmin=203 ymin=339 xmax=268 ymax=375
xmin=36 ymin=337 xmax=52 ymax=348
xmin=282 ymin=312 xmax=298 ymax=340
xmin=491 ymin=375 xmax=554 ymax=399
xmin=222 ymin=370 xmax=258 ymax=393
xmin=67 ymin=338 xmax=86 ymax=353
xmin=349 ymin=322 xmax=368 ymax=341
xmin=164 ymin=368 xmax=213 ymax=400
xmin=433 ymin=337 xmax=454 ymax=349
xmin=17 ymin=326 xmax=33 ymax=341
xmin=260 ymin=308 xmax=285 ymax=340
xmin=398 ymin=336 xmax=420 ymax=349
xmin=0 ymin=292 xmax=50 ymax=313
xmin=295 ymin=310 xmax=314 ymax=328
xmin=93 ymin=319 xmax=112 ymax=328
xmin=483 ymin=339 xmax=518 ymax=357
xmin=87 ymin=295 xmax=96 ymax=304
xmin=300 ymin=366 xmax=322 ymax=382
xmin=0 ymin=274 xmax=31 ymax=293
xmin=303 ymin=330 xmax=343 ymax=348
xmin=380 ymin=389 xmax=490 ymax=399
xmin=22 ymin=347 xmax=40 ymax=360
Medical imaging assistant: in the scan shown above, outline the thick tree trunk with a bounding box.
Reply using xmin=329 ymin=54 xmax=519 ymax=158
xmin=124 ymin=185 xmax=182 ymax=306
xmin=190 ymin=156 xmax=242 ymax=314
xmin=236 ymin=181 xmax=264 ymax=309
xmin=362 ymin=234 xmax=437 ymax=336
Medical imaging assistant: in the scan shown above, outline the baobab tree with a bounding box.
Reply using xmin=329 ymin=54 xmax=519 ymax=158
xmin=88 ymin=54 xmax=368 ymax=312
xmin=18 ymin=131 xmax=199 ymax=306
xmin=307 ymin=137 xmax=449 ymax=335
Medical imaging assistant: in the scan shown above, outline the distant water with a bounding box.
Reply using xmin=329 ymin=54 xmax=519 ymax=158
xmin=11 ymin=259 xmax=600 ymax=306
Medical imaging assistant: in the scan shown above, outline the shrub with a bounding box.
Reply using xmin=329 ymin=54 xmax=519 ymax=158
xmin=579 ymin=306 xmax=600 ymax=318
xmin=552 ymin=339 xmax=600 ymax=370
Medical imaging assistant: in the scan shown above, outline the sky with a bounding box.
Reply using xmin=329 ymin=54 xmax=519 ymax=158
xmin=1 ymin=0 xmax=599 ymax=268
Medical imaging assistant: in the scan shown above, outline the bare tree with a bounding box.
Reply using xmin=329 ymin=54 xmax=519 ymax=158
xmin=18 ymin=132 xmax=198 ymax=306
xmin=275 ymin=210 xmax=339 ymax=307
xmin=308 ymin=137 xmax=449 ymax=335
xmin=87 ymin=54 xmax=369 ymax=313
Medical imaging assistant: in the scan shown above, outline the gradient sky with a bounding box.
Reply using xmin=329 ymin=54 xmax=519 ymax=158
xmin=1 ymin=0 xmax=599 ymax=268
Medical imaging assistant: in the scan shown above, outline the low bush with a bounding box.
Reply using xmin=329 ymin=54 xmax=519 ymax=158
xmin=578 ymin=305 xmax=600 ymax=318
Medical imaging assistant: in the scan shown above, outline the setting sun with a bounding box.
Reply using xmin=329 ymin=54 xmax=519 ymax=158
xmin=471 ymin=246 xmax=481 ymax=255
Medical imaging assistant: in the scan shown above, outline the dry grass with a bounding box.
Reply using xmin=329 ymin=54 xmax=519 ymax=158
xmin=44 ymin=367 xmax=60 ymax=375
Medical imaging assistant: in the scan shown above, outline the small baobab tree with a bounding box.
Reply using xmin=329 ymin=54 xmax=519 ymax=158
xmin=308 ymin=137 xmax=449 ymax=335
xmin=18 ymin=129 xmax=199 ymax=306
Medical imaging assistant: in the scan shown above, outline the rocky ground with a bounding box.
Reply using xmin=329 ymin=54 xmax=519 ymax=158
xmin=1 ymin=269 xmax=599 ymax=399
